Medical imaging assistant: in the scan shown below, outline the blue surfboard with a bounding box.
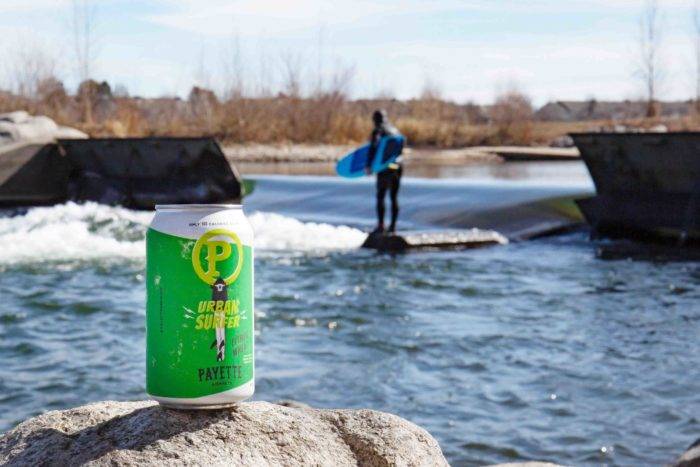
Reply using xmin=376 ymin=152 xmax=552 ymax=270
xmin=336 ymin=135 xmax=405 ymax=178
xmin=335 ymin=144 xmax=370 ymax=178
xmin=371 ymin=135 xmax=405 ymax=174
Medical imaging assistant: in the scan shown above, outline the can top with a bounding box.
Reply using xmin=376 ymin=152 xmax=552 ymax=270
xmin=155 ymin=204 xmax=242 ymax=211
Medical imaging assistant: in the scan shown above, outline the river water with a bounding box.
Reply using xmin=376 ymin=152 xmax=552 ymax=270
xmin=0 ymin=163 xmax=699 ymax=466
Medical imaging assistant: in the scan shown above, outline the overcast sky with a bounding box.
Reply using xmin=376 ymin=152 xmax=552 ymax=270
xmin=1 ymin=0 xmax=699 ymax=105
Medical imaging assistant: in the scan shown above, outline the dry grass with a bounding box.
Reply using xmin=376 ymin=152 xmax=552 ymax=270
xmin=3 ymin=40 xmax=700 ymax=148
xmin=3 ymin=79 xmax=700 ymax=148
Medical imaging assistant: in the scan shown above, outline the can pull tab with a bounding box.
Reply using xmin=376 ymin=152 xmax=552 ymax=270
xmin=210 ymin=278 xmax=228 ymax=361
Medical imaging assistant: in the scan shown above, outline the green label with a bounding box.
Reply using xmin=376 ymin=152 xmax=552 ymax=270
xmin=146 ymin=227 xmax=254 ymax=399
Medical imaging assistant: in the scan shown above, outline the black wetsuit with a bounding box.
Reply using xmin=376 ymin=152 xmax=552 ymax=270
xmin=366 ymin=119 xmax=403 ymax=232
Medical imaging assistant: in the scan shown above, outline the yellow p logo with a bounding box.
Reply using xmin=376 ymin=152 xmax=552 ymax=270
xmin=192 ymin=229 xmax=244 ymax=285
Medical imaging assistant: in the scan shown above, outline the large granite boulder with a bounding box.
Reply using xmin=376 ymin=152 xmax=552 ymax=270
xmin=0 ymin=400 xmax=447 ymax=466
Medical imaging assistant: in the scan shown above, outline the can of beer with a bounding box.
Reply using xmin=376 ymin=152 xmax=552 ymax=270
xmin=146 ymin=204 xmax=254 ymax=408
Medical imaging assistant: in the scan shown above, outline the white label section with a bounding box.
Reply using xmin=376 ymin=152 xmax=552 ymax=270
xmin=149 ymin=209 xmax=254 ymax=245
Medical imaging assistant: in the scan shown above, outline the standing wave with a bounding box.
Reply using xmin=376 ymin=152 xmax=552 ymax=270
xmin=247 ymin=212 xmax=365 ymax=251
xmin=0 ymin=203 xmax=366 ymax=265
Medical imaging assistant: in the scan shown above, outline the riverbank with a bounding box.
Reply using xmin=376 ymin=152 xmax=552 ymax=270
xmin=223 ymin=144 xmax=579 ymax=164
xmin=224 ymin=143 xmax=581 ymax=178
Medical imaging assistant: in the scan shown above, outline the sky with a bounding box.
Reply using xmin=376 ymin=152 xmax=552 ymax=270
xmin=0 ymin=0 xmax=699 ymax=105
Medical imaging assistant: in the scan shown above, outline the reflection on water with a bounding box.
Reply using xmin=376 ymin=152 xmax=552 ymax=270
xmin=237 ymin=160 xmax=592 ymax=185
xmin=237 ymin=161 xmax=338 ymax=177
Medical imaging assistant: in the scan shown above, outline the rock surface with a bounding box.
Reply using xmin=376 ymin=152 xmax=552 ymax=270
xmin=0 ymin=111 xmax=87 ymax=145
xmin=671 ymin=438 xmax=700 ymax=467
xmin=0 ymin=400 xmax=447 ymax=466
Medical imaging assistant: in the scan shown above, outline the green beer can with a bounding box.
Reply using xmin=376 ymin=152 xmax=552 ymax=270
xmin=146 ymin=204 xmax=254 ymax=408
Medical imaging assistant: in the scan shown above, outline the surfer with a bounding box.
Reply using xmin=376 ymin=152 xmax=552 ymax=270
xmin=366 ymin=109 xmax=403 ymax=233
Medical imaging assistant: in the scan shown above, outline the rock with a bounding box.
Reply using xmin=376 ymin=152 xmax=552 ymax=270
xmin=671 ymin=437 xmax=700 ymax=467
xmin=0 ymin=110 xmax=30 ymax=124
xmin=0 ymin=111 xmax=87 ymax=146
xmin=361 ymin=229 xmax=507 ymax=253
xmin=0 ymin=400 xmax=447 ymax=466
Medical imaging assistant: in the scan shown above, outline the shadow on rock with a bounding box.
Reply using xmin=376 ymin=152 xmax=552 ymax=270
xmin=3 ymin=402 xmax=226 ymax=466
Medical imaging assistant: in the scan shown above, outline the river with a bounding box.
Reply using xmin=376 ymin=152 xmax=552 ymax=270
xmin=0 ymin=162 xmax=698 ymax=466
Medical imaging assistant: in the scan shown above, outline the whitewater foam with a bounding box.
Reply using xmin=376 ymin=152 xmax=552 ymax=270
xmin=0 ymin=203 xmax=151 ymax=265
xmin=248 ymin=212 xmax=365 ymax=251
xmin=0 ymin=203 xmax=366 ymax=265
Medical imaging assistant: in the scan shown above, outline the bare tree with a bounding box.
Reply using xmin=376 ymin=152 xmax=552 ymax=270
xmin=420 ymin=77 xmax=443 ymax=101
xmin=637 ymin=0 xmax=664 ymax=118
xmin=280 ymin=51 xmax=304 ymax=98
xmin=221 ymin=35 xmax=246 ymax=100
xmin=4 ymin=41 xmax=57 ymax=98
xmin=693 ymin=1 xmax=700 ymax=111
xmin=490 ymin=84 xmax=534 ymax=145
xmin=313 ymin=24 xmax=326 ymax=96
xmin=72 ymin=0 xmax=98 ymax=123
xmin=490 ymin=85 xmax=533 ymax=126
xmin=193 ymin=42 xmax=211 ymax=91
xmin=255 ymin=43 xmax=273 ymax=98
xmin=113 ymin=83 xmax=130 ymax=98
xmin=326 ymin=61 xmax=355 ymax=99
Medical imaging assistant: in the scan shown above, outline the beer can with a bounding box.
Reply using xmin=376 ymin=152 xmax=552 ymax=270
xmin=146 ymin=204 xmax=254 ymax=408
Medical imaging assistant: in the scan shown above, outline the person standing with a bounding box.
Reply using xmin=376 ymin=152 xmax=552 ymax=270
xmin=366 ymin=109 xmax=404 ymax=233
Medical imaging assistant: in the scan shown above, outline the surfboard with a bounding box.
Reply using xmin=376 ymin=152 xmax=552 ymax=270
xmin=335 ymin=144 xmax=370 ymax=178
xmin=336 ymin=135 xmax=405 ymax=178
xmin=371 ymin=135 xmax=405 ymax=174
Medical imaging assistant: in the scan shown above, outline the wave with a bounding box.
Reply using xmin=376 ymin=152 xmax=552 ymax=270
xmin=0 ymin=203 xmax=366 ymax=265
xmin=248 ymin=212 xmax=365 ymax=251
xmin=0 ymin=203 xmax=151 ymax=265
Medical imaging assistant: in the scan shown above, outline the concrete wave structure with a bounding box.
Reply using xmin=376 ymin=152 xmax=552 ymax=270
xmin=572 ymin=132 xmax=700 ymax=244
xmin=0 ymin=137 xmax=243 ymax=210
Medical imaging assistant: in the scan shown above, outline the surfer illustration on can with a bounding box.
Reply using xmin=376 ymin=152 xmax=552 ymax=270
xmin=146 ymin=204 xmax=254 ymax=408
xmin=211 ymin=278 xmax=228 ymax=361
